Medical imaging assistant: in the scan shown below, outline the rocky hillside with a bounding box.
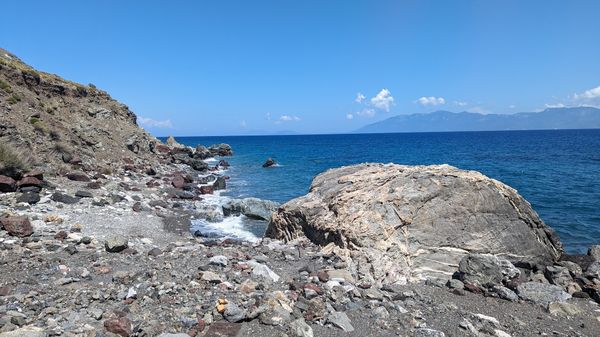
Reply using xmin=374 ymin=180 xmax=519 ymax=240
xmin=0 ymin=48 xmax=158 ymax=175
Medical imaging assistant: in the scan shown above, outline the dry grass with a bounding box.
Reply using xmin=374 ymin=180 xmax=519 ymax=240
xmin=0 ymin=141 xmax=31 ymax=177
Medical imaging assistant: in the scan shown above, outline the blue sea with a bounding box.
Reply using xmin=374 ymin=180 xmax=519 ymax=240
xmin=174 ymin=129 xmax=600 ymax=254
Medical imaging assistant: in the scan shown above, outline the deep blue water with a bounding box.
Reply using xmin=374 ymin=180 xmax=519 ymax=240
xmin=173 ymin=129 xmax=600 ymax=254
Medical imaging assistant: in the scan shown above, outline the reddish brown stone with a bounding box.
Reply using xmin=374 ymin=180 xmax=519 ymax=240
xmin=54 ymin=231 xmax=68 ymax=240
xmin=0 ymin=216 xmax=33 ymax=237
xmin=0 ymin=175 xmax=17 ymax=192
xmin=317 ymin=271 xmax=329 ymax=283
xmin=154 ymin=143 xmax=171 ymax=154
xmin=172 ymin=174 xmax=185 ymax=189
xmin=17 ymin=176 xmax=43 ymax=188
xmin=304 ymin=283 xmax=324 ymax=295
xmin=87 ymin=181 xmax=102 ymax=189
xmin=23 ymin=169 xmax=44 ymax=180
xmin=66 ymin=172 xmax=91 ymax=182
xmin=0 ymin=287 xmax=10 ymax=296
xmin=103 ymin=316 xmax=132 ymax=337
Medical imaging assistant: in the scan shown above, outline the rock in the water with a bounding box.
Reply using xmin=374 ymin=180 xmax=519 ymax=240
xmin=208 ymin=143 xmax=233 ymax=156
xmin=458 ymin=254 xmax=520 ymax=287
xmin=262 ymin=157 xmax=276 ymax=168
xmin=194 ymin=145 xmax=211 ymax=159
xmin=517 ymin=282 xmax=571 ymax=306
xmin=0 ymin=175 xmax=17 ymax=192
xmin=105 ymin=236 xmax=129 ymax=253
xmin=266 ymin=164 xmax=562 ymax=283
xmin=222 ymin=198 xmax=280 ymax=221
xmin=0 ymin=216 xmax=33 ymax=237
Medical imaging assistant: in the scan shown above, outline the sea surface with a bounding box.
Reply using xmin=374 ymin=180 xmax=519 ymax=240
xmin=172 ymin=129 xmax=600 ymax=254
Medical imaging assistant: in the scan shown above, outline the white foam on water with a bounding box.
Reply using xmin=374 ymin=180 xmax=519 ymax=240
xmin=191 ymin=215 xmax=260 ymax=243
xmin=189 ymin=173 xmax=260 ymax=242
xmin=204 ymin=158 xmax=218 ymax=163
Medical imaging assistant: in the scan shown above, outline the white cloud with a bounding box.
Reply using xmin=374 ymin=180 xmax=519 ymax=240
xmin=574 ymin=85 xmax=600 ymax=100
xmin=416 ymin=96 xmax=446 ymax=107
xmin=544 ymin=103 xmax=566 ymax=109
xmin=138 ymin=116 xmax=173 ymax=128
xmin=356 ymin=108 xmax=376 ymax=117
xmin=370 ymin=89 xmax=394 ymax=112
xmin=240 ymin=120 xmax=247 ymax=128
xmin=279 ymin=115 xmax=300 ymax=121
xmin=274 ymin=115 xmax=301 ymax=124
xmin=346 ymin=113 xmax=354 ymax=120
xmin=355 ymin=93 xmax=365 ymax=103
xmin=454 ymin=101 xmax=468 ymax=107
xmin=508 ymin=104 xmax=516 ymax=109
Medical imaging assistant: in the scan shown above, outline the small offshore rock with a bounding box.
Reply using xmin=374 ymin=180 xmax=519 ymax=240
xmin=262 ymin=157 xmax=276 ymax=168
xmin=105 ymin=235 xmax=129 ymax=253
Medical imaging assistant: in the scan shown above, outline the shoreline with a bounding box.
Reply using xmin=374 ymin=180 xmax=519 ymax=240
xmin=1 ymin=142 xmax=599 ymax=336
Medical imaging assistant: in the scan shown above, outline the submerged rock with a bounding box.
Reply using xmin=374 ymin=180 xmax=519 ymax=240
xmin=222 ymin=197 xmax=280 ymax=221
xmin=262 ymin=157 xmax=276 ymax=168
xmin=266 ymin=163 xmax=562 ymax=283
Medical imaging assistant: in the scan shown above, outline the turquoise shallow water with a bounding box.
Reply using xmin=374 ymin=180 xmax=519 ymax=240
xmin=171 ymin=129 xmax=600 ymax=254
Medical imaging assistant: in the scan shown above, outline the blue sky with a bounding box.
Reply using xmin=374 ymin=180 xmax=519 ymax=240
xmin=2 ymin=1 xmax=600 ymax=136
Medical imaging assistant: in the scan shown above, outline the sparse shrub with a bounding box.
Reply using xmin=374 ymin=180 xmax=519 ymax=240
xmin=75 ymin=85 xmax=87 ymax=96
xmin=49 ymin=129 xmax=61 ymax=141
xmin=0 ymin=79 xmax=11 ymax=93
xmin=29 ymin=117 xmax=40 ymax=124
xmin=0 ymin=141 xmax=31 ymax=177
xmin=7 ymin=94 xmax=21 ymax=104
xmin=88 ymin=83 xmax=96 ymax=89
xmin=21 ymin=69 xmax=41 ymax=84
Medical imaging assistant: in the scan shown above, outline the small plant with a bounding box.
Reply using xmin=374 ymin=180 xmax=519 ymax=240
xmin=49 ymin=129 xmax=61 ymax=141
xmin=0 ymin=141 xmax=30 ymax=177
xmin=29 ymin=117 xmax=41 ymax=124
xmin=0 ymin=79 xmax=11 ymax=93
xmin=7 ymin=94 xmax=21 ymax=104
xmin=75 ymin=85 xmax=87 ymax=96
xmin=21 ymin=69 xmax=41 ymax=83
xmin=88 ymin=83 xmax=96 ymax=89
xmin=32 ymin=121 xmax=47 ymax=135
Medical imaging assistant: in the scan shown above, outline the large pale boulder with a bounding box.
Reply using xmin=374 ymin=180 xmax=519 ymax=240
xmin=265 ymin=163 xmax=562 ymax=283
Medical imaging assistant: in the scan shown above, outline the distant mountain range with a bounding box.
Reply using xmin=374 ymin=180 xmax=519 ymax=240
xmin=355 ymin=107 xmax=600 ymax=134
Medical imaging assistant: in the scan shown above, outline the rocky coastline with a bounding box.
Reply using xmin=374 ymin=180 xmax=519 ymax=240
xmin=1 ymin=48 xmax=600 ymax=337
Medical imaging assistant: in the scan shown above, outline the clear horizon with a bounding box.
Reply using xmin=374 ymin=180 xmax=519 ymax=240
xmin=2 ymin=0 xmax=600 ymax=136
